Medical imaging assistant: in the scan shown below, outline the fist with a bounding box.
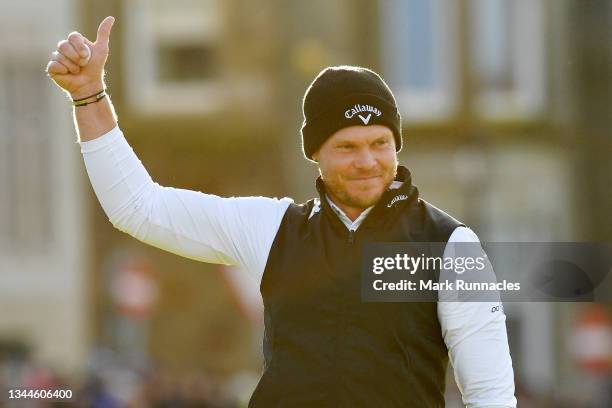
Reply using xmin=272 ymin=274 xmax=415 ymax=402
xmin=46 ymin=16 xmax=115 ymax=99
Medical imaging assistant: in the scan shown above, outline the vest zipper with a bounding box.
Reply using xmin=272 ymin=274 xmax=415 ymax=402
xmin=347 ymin=229 xmax=355 ymax=244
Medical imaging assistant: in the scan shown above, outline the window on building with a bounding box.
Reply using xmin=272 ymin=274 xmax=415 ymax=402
xmin=380 ymin=0 xmax=459 ymax=122
xmin=0 ymin=61 xmax=53 ymax=253
xmin=469 ymin=0 xmax=546 ymax=120
xmin=123 ymin=0 xmax=225 ymax=114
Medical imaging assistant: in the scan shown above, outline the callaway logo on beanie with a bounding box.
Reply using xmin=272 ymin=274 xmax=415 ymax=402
xmin=300 ymin=65 xmax=403 ymax=161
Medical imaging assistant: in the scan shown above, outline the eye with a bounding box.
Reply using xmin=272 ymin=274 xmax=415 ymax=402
xmin=337 ymin=144 xmax=354 ymax=151
xmin=374 ymin=139 xmax=389 ymax=147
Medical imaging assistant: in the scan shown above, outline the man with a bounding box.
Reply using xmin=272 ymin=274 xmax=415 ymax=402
xmin=46 ymin=17 xmax=516 ymax=407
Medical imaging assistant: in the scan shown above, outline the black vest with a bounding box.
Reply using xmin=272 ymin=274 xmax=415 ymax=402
xmin=250 ymin=166 xmax=464 ymax=407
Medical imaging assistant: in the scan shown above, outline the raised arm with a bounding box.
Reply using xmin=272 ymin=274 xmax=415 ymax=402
xmin=46 ymin=17 xmax=292 ymax=283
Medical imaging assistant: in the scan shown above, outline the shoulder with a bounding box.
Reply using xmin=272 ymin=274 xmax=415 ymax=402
xmin=448 ymin=226 xmax=480 ymax=243
xmin=284 ymin=197 xmax=320 ymax=217
xmin=418 ymin=199 xmax=464 ymax=226
xmin=216 ymin=195 xmax=294 ymax=216
xmin=414 ymin=198 xmax=466 ymax=242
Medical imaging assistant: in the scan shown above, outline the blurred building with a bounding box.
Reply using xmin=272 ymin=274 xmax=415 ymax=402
xmin=0 ymin=0 xmax=88 ymax=374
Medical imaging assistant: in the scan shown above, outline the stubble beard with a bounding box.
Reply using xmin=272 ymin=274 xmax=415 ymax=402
xmin=326 ymin=167 xmax=397 ymax=210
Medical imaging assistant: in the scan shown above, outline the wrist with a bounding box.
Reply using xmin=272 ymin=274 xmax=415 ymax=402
xmin=70 ymin=81 xmax=105 ymax=100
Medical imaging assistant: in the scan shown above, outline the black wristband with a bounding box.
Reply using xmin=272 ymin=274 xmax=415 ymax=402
xmin=74 ymin=93 xmax=107 ymax=107
xmin=72 ymin=89 xmax=106 ymax=103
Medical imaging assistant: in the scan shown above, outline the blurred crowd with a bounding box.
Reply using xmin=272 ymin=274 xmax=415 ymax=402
xmin=0 ymin=347 xmax=257 ymax=407
xmin=2 ymin=350 xmax=611 ymax=407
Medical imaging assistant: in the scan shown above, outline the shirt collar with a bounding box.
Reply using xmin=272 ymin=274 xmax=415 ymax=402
xmin=325 ymin=195 xmax=374 ymax=231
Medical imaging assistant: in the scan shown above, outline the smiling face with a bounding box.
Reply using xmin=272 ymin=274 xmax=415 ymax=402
xmin=312 ymin=125 xmax=398 ymax=219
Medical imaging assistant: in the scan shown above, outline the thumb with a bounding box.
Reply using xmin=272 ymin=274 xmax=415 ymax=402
xmin=95 ymin=16 xmax=115 ymax=45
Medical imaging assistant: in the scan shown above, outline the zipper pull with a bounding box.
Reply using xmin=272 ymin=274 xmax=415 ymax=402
xmin=347 ymin=229 xmax=355 ymax=244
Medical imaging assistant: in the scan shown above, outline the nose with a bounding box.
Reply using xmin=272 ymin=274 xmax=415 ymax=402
xmin=353 ymin=148 xmax=377 ymax=171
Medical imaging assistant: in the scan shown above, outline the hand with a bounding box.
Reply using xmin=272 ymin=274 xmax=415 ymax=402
xmin=46 ymin=16 xmax=115 ymax=99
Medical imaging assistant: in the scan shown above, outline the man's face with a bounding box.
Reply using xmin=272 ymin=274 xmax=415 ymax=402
xmin=313 ymin=125 xmax=398 ymax=211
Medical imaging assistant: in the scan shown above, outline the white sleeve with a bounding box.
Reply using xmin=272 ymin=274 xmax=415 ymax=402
xmin=438 ymin=227 xmax=517 ymax=408
xmin=79 ymin=125 xmax=292 ymax=284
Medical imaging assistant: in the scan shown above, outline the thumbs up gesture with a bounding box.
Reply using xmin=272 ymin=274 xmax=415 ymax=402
xmin=46 ymin=16 xmax=115 ymax=99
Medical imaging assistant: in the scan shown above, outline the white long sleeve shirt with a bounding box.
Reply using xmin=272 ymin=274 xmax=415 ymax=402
xmin=79 ymin=125 xmax=516 ymax=408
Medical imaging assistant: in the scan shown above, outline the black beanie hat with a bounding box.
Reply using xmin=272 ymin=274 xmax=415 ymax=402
xmin=301 ymin=65 xmax=402 ymax=161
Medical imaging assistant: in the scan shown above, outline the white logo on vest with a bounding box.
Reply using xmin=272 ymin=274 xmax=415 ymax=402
xmin=387 ymin=194 xmax=409 ymax=208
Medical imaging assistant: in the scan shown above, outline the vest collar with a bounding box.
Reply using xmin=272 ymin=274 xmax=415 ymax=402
xmin=315 ymin=165 xmax=419 ymax=230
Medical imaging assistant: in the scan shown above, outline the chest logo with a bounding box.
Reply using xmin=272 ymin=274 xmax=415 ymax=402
xmin=387 ymin=194 xmax=408 ymax=208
